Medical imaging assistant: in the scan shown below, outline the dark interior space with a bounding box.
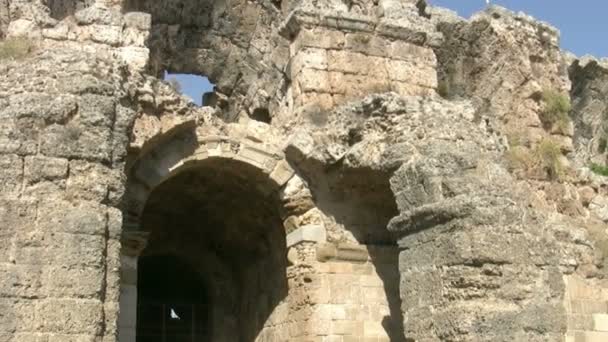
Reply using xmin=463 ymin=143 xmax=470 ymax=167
xmin=136 ymin=158 xmax=288 ymax=342
xmin=137 ymin=255 xmax=210 ymax=342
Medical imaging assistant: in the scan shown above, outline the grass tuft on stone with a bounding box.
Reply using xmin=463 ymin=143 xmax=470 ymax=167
xmin=506 ymin=137 xmax=566 ymax=181
xmin=539 ymin=89 xmax=571 ymax=133
xmin=0 ymin=37 xmax=37 ymax=61
xmin=590 ymin=163 xmax=608 ymax=177
xmin=536 ymin=138 xmax=564 ymax=180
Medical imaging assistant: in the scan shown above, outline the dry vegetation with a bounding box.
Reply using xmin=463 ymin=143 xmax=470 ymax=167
xmin=507 ymin=137 xmax=566 ymax=181
xmin=0 ymin=37 xmax=37 ymax=61
xmin=539 ymin=89 xmax=571 ymax=133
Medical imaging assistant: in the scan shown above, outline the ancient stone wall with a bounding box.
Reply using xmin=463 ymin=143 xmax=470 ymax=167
xmin=2 ymin=0 xmax=608 ymax=341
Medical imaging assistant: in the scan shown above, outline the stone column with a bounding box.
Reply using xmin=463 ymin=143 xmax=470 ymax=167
xmin=117 ymin=231 xmax=148 ymax=342
xmin=387 ymin=159 xmax=568 ymax=341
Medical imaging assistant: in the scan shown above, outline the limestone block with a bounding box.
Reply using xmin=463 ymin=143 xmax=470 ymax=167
xmin=287 ymin=225 xmax=327 ymax=247
xmin=23 ymin=156 xmax=68 ymax=197
xmin=593 ymin=313 xmax=608 ymax=332
xmin=89 ymin=25 xmax=122 ymax=46
xmin=42 ymin=22 xmax=70 ymax=40
xmin=12 ymin=232 xmax=105 ymax=268
xmin=291 ymin=48 xmax=328 ymax=77
xmin=0 ymin=264 xmax=42 ymax=298
xmin=0 ymin=154 xmax=23 ymax=197
xmin=387 ymin=59 xmax=437 ymax=88
xmin=117 ymin=46 xmax=149 ymax=70
xmin=40 ymin=123 xmax=113 ymax=163
xmin=390 ymin=40 xmax=437 ymax=65
xmin=327 ymin=50 xmax=387 ymax=76
xmin=121 ymin=27 xmax=148 ymax=47
xmin=291 ymin=27 xmax=345 ymax=55
xmin=37 ymin=200 xmax=108 ymax=236
xmin=297 ymin=69 xmax=331 ymax=93
xmin=0 ymin=298 xmax=37 ymax=332
xmin=66 ymin=160 xmax=122 ymax=204
xmin=42 ymin=266 xmax=104 ymax=299
xmin=7 ymin=19 xmax=39 ymax=38
xmin=36 ymin=299 xmax=104 ymax=335
xmin=345 ymin=33 xmax=389 ymax=57
xmin=270 ymin=159 xmax=295 ymax=188
xmin=24 ymin=156 xmax=68 ymax=184
xmin=124 ymin=12 xmax=152 ymax=30
xmin=589 ymin=195 xmax=608 ymax=222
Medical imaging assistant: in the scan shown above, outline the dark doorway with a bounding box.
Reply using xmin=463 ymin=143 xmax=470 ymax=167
xmin=137 ymin=255 xmax=211 ymax=342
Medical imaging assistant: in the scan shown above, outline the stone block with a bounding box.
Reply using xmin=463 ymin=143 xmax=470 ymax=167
xmin=297 ymin=69 xmax=331 ymax=93
xmin=12 ymin=231 xmax=105 ymax=268
xmin=0 ymin=264 xmax=42 ymax=298
xmin=0 ymin=154 xmax=23 ymax=197
xmin=287 ymin=225 xmax=326 ymax=247
xmin=37 ymin=200 xmax=108 ymax=236
xmin=389 ymin=40 xmax=437 ymax=65
xmin=345 ymin=33 xmax=389 ymax=57
xmin=42 ymin=266 xmax=104 ymax=299
xmin=36 ymin=299 xmax=103 ymax=335
xmin=124 ymin=12 xmax=152 ymax=30
xmin=327 ymin=50 xmax=387 ymax=76
xmin=387 ymin=59 xmax=437 ymax=88
xmin=40 ymin=124 xmax=113 ymax=163
xmin=291 ymin=27 xmax=345 ymax=54
xmin=89 ymin=24 xmax=122 ymax=46
xmin=574 ymin=331 xmax=608 ymax=342
xmin=24 ymin=156 xmax=68 ymax=183
xmin=331 ymin=320 xmax=362 ymax=335
xmin=66 ymin=160 xmax=123 ymax=204
xmin=0 ymin=298 xmax=37 ymax=332
xmin=270 ymin=159 xmax=295 ymax=188
xmin=593 ymin=313 xmax=608 ymax=332
xmin=291 ymin=48 xmax=328 ymax=77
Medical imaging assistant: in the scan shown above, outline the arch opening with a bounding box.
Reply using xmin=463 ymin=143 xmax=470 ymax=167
xmin=135 ymin=158 xmax=288 ymax=342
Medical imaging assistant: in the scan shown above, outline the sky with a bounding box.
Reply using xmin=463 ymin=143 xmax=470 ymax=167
xmin=430 ymin=0 xmax=608 ymax=58
xmin=171 ymin=1 xmax=607 ymax=106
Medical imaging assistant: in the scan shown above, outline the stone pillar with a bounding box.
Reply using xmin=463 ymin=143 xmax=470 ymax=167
xmin=387 ymin=160 xmax=568 ymax=341
xmin=279 ymin=6 xmax=438 ymax=112
xmin=117 ymin=231 xmax=148 ymax=342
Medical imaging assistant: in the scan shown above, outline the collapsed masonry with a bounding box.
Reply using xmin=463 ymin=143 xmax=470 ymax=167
xmin=2 ymin=0 xmax=608 ymax=341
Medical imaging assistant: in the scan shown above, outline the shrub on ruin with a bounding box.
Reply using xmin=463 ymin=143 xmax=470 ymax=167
xmin=0 ymin=37 xmax=36 ymax=61
xmin=536 ymin=137 xmax=564 ymax=180
xmin=539 ymin=89 xmax=571 ymax=133
xmin=590 ymin=163 xmax=608 ymax=177
xmin=506 ymin=137 xmax=566 ymax=181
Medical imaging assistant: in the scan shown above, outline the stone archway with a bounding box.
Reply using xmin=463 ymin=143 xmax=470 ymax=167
xmin=118 ymin=127 xmax=297 ymax=341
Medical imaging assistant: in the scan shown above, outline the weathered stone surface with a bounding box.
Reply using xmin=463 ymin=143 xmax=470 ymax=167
xmin=1 ymin=1 xmax=607 ymax=341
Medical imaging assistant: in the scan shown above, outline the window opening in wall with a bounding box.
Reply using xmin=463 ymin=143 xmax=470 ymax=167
xmin=164 ymin=72 xmax=215 ymax=106
xmin=251 ymin=107 xmax=271 ymax=124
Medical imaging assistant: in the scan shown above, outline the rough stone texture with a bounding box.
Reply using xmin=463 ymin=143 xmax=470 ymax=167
xmin=569 ymin=57 xmax=608 ymax=165
xmin=2 ymin=0 xmax=608 ymax=341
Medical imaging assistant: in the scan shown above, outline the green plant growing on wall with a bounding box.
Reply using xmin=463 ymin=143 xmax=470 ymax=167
xmin=590 ymin=163 xmax=608 ymax=177
xmin=0 ymin=37 xmax=36 ymax=60
xmin=539 ymin=89 xmax=571 ymax=133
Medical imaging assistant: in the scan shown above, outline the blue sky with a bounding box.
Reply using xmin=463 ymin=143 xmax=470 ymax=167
xmin=430 ymin=0 xmax=607 ymax=57
xmin=171 ymin=1 xmax=607 ymax=105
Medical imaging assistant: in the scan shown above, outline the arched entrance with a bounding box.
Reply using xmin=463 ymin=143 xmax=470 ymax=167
xmin=120 ymin=131 xmax=295 ymax=341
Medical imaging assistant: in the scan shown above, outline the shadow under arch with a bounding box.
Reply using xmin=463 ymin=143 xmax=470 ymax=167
xmin=120 ymin=126 xmax=295 ymax=341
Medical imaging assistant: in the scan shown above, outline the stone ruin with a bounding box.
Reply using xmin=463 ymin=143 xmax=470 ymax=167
xmin=2 ymin=0 xmax=608 ymax=341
